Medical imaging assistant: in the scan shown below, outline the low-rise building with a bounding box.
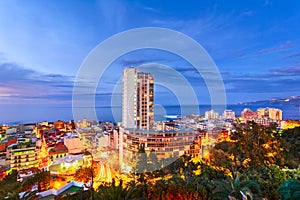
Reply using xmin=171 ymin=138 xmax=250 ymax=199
xmin=49 ymin=143 xmax=68 ymax=161
xmin=64 ymin=137 xmax=84 ymax=155
xmin=241 ymin=108 xmax=258 ymax=122
xmin=6 ymin=139 xmax=38 ymax=170
xmin=119 ymin=127 xmax=197 ymax=162
xmin=257 ymin=107 xmax=282 ymax=120
xmin=205 ymin=110 xmax=219 ymax=120
xmin=222 ymin=110 xmax=235 ymax=120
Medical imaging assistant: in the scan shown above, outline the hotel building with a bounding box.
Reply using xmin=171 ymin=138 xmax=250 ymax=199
xmin=257 ymin=107 xmax=282 ymax=120
xmin=205 ymin=110 xmax=219 ymax=120
xmin=122 ymin=68 xmax=154 ymax=130
xmin=119 ymin=68 xmax=199 ymax=171
xmin=120 ymin=127 xmax=196 ymax=161
xmin=222 ymin=110 xmax=236 ymax=120
xmin=241 ymin=108 xmax=258 ymax=122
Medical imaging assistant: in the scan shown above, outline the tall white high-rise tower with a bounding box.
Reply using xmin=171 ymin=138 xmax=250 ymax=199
xmin=122 ymin=68 xmax=154 ymax=130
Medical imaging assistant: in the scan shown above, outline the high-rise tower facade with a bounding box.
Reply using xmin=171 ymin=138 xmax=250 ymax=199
xmin=122 ymin=68 xmax=154 ymax=130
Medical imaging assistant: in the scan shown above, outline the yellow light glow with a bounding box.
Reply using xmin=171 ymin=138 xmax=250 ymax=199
xmin=53 ymin=181 xmax=62 ymax=189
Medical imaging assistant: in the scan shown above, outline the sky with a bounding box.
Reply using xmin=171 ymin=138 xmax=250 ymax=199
xmin=0 ymin=0 xmax=300 ymax=123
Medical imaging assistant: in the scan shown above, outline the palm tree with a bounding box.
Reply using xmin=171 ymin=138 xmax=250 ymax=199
xmin=96 ymin=178 xmax=139 ymax=200
xmin=188 ymin=175 xmax=214 ymax=200
xmin=0 ymin=170 xmax=22 ymax=200
xmin=211 ymin=174 xmax=260 ymax=200
xmin=243 ymin=165 xmax=286 ymax=200
xmin=147 ymin=179 xmax=169 ymax=200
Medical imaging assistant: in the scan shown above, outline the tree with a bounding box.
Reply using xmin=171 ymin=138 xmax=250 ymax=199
xmin=74 ymin=167 xmax=94 ymax=183
xmin=277 ymin=179 xmax=300 ymax=200
xmin=281 ymin=127 xmax=300 ymax=168
xmin=210 ymin=121 xmax=284 ymax=176
xmin=0 ymin=170 xmax=22 ymax=199
xmin=96 ymin=178 xmax=138 ymax=200
xmin=22 ymin=171 xmax=51 ymax=191
xmin=243 ymin=165 xmax=287 ymax=200
xmin=211 ymin=173 xmax=260 ymax=200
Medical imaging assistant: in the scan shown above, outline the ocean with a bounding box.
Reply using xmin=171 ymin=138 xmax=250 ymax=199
xmin=1 ymin=104 xmax=299 ymax=125
xmin=94 ymin=104 xmax=300 ymax=123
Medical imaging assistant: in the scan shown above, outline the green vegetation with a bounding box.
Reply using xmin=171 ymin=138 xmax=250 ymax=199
xmin=0 ymin=170 xmax=50 ymax=200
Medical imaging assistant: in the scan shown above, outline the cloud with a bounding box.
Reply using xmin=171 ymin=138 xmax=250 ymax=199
xmin=119 ymin=58 xmax=164 ymax=66
xmin=152 ymin=15 xmax=233 ymax=38
xmin=255 ymin=41 xmax=292 ymax=55
xmin=284 ymin=52 xmax=300 ymax=59
xmin=242 ymin=10 xmax=255 ymax=16
xmin=235 ymin=52 xmax=246 ymax=58
xmin=265 ymin=66 xmax=300 ymax=76
xmin=223 ymin=65 xmax=300 ymax=96
xmin=0 ymin=62 xmax=74 ymax=104
xmin=143 ymin=6 xmax=161 ymax=13
xmin=225 ymin=76 xmax=300 ymax=94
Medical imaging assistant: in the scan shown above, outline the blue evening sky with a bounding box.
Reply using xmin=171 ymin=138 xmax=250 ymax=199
xmin=0 ymin=0 xmax=300 ymax=123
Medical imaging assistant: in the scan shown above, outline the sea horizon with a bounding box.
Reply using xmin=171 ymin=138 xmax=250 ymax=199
xmin=2 ymin=103 xmax=299 ymax=125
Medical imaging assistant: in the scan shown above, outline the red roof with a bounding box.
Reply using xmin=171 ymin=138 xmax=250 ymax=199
xmin=49 ymin=143 xmax=68 ymax=155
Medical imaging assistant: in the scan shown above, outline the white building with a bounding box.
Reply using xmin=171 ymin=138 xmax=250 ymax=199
xmin=205 ymin=110 xmax=219 ymax=120
xmin=222 ymin=110 xmax=235 ymax=120
xmin=122 ymin=68 xmax=154 ymax=130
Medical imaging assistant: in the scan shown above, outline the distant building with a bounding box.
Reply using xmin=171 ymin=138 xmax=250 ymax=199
xmin=18 ymin=123 xmax=35 ymax=132
xmin=205 ymin=110 xmax=219 ymax=120
xmin=257 ymin=107 xmax=282 ymax=120
xmin=255 ymin=117 xmax=279 ymax=126
xmin=222 ymin=110 xmax=235 ymax=120
xmin=82 ymin=117 xmax=87 ymax=128
xmin=241 ymin=107 xmax=283 ymax=126
xmin=53 ymin=120 xmax=66 ymax=130
xmin=241 ymin=108 xmax=258 ymax=121
xmin=122 ymin=68 xmax=154 ymax=130
xmin=6 ymin=128 xmax=17 ymax=134
xmin=76 ymin=117 xmax=91 ymax=129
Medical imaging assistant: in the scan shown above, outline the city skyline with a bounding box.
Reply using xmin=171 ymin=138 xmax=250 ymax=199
xmin=1 ymin=2 xmax=300 ymax=199
xmin=1 ymin=0 xmax=300 ymax=123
